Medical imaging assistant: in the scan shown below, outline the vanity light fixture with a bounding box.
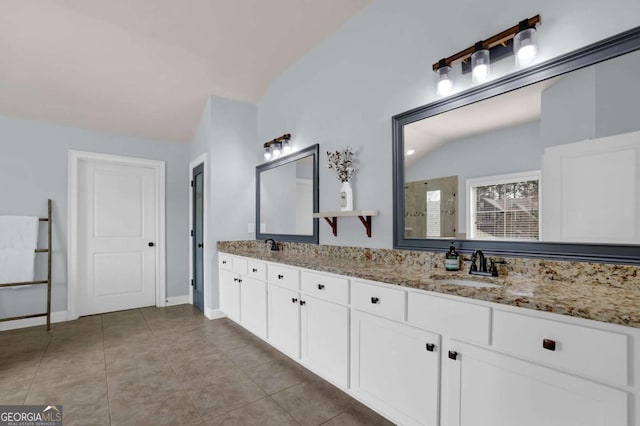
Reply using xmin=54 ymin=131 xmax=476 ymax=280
xmin=432 ymin=14 xmax=540 ymax=95
xmin=263 ymin=133 xmax=292 ymax=161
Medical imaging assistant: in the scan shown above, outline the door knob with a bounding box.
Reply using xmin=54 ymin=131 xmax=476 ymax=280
xmin=197 ymin=243 xmax=203 ymax=248
xmin=148 ymin=242 xmax=155 ymax=247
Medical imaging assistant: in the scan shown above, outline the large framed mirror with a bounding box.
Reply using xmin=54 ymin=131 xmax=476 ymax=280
xmin=256 ymin=144 xmax=319 ymax=243
xmin=393 ymin=27 xmax=640 ymax=263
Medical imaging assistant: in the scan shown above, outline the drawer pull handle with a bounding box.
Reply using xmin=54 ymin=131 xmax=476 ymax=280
xmin=233 ymin=278 xmax=239 ymax=282
xmin=426 ymin=343 xmax=436 ymax=352
xmin=278 ymin=274 xmax=284 ymax=279
xmin=543 ymin=338 xmax=556 ymax=351
xmin=448 ymin=351 xmax=458 ymax=361
xmin=370 ymin=297 xmax=380 ymax=304
xmin=252 ymin=268 xmax=258 ymax=272
xmin=299 ymin=300 xmax=306 ymax=306
xmin=238 ymin=279 xmax=242 ymax=283
xmin=291 ymin=298 xmax=298 ymax=303
xmin=317 ymin=284 xmax=325 ymax=290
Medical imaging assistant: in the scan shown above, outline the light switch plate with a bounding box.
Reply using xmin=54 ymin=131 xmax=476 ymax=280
xmin=248 ymin=223 xmax=255 ymax=233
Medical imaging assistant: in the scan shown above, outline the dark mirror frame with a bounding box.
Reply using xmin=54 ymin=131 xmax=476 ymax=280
xmin=256 ymin=143 xmax=320 ymax=244
xmin=393 ymin=26 xmax=640 ymax=264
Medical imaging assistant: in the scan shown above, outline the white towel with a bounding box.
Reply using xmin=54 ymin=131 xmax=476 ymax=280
xmin=0 ymin=248 xmax=36 ymax=284
xmin=0 ymin=216 xmax=39 ymax=286
xmin=0 ymin=216 xmax=39 ymax=249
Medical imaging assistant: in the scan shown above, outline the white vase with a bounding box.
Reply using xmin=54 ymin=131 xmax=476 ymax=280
xmin=340 ymin=181 xmax=353 ymax=211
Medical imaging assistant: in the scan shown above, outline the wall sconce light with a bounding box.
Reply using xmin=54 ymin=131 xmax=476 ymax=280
xmin=432 ymin=15 xmax=540 ymax=95
xmin=263 ymin=133 xmax=292 ymax=161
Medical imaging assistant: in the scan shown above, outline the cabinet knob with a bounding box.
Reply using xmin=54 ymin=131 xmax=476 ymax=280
xmin=543 ymin=338 xmax=556 ymax=351
xmin=252 ymin=268 xmax=258 ymax=272
xmin=299 ymin=300 xmax=306 ymax=306
xmin=370 ymin=297 xmax=380 ymax=304
xmin=426 ymin=343 xmax=436 ymax=352
xmin=448 ymin=351 xmax=458 ymax=361
xmin=291 ymin=298 xmax=298 ymax=303
xmin=238 ymin=278 xmax=242 ymax=283
xmin=222 ymin=260 xmax=227 ymax=264
xmin=317 ymin=284 xmax=325 ymax=290
xmin=278 ymin=274 xmax=284 ymax=279
xmin=233 ymin=278 xmax=239 ymax=282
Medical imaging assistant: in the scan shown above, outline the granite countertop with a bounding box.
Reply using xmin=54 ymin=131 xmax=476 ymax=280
xmin=219 ymin=246 xmax=640 ymax=328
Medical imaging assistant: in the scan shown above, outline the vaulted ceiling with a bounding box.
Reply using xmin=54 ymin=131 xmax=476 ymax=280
xmin=0 ymin=0 xmax=370 ymax=142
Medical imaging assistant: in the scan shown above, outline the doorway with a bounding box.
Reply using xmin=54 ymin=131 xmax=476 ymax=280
xmin=67 ymin=150 xmax=166 ymax=320
xmin=192 ymin=162 xmax=205 ymax=312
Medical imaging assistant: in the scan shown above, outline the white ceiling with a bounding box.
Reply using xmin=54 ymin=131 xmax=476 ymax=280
xmin=0 ymin=0 xmax=370 ymax=142
xmin=404 ymin=77 xmax=559 ymax=168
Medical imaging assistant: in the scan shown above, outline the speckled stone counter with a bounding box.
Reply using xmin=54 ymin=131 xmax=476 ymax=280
xmin=218 ymin=241 xmax=640 ymax=328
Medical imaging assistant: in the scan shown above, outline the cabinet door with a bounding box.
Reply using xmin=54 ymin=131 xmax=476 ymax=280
xmin=446 ymin=341 xmax=628 ymax=426
xmin=240 ymin=276 xmax=267 ymax=339
xmin=219 ymin=269 xmax=240 ymax=322
xmin=301 ymin=295 xmax=349 ymax=389
xmin=268 ymin=284 xmax=300 ymax=359
xmin=351 ymin=311 xmax=440 ymax=426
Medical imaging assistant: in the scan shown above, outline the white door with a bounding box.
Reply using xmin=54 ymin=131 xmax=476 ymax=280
xmin=351 ymin=310 xmax=440 ymax=426
xmin=240 ymin=276 xmax=267 ymax=339
xmin=77 ymin=159 xmax=157 ymax=316
xmin=219 ymin=269 xmax=240 ymax=322
xmin=446 ymin=340 xmax=628 ymax=426
xmin=268 ymin=284 xmax=300 ymax=359
xmin=301 ymin=295 xmax=349 ymax=388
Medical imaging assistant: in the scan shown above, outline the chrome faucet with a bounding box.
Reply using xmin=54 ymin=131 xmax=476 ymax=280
xmin=265 ymin=238 xmax=280 ymax=251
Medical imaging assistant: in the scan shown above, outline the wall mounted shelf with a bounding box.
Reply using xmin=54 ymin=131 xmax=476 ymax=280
xmin=313 ymin=210 xmax=380 ymax=238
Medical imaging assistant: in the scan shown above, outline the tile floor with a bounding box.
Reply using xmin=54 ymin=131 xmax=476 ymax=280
xmin=0 ymin=305 xmax=394 ymax=425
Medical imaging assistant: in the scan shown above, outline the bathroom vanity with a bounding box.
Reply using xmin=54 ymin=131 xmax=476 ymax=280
xmin=217 ymin=243 xmax=639 ymax=426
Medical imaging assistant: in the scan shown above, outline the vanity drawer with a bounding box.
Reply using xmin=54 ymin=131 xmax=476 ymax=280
xmin=247 ymin=260 xmax=267 ymax=280
xmin=232 ymin=257 xmax=247 ymax=274
xmin=407 ymin=292 xmax=491 ymax=345
xmin=301 ymin=271 xmax=349 ymax=305
xmin=219 ymin=253 xmax=233 ymax=271
xmin=493 ymin=310 xmax=628 ymax=386
xmin=351 ymin=280 xmax=406 ymax=322
xmin=268 ymin=264 xmax=300 ymax=291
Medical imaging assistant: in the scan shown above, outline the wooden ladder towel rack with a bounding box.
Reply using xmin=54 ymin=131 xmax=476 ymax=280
xmin=0 ymin=199 xmax=53 ymax=330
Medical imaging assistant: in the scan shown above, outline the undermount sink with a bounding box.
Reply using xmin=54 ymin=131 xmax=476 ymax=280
xmin=441 ymin=279 xmax=501 ymax=289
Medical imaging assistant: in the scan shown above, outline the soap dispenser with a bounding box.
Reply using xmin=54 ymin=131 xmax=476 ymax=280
xmin=445 ymin=242 xmax=460 ymax=271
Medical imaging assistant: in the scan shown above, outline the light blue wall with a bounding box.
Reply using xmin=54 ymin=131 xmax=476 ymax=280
xmin=258 ymin=0 xmax=640 ymax=249
xmin=0 ymin=115 xmax=190 ymax=318
xmin=189 ymin=96 xmax=257 ymax=312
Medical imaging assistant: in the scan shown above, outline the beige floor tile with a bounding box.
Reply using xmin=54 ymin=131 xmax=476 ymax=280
xmin=61 ymin=399 xmax=111 ymax=426
xmin=320 ymin=402 xmax=395 ymax=426
xmin=244 ymin=358 xmax=308 ymax=395
xmin=225 ymin=342 xmax=284 ymax=371
xmin=271 ymin=380 xmax=353 ymax=426
xmin=187 ymin=371 xmax=266 ymax=421
xmin=0 ymin=378 xmax=30 ymax=404
xmin=207 ymin=397 xmax=298 ymax=426
xmin=26 ymin=374 xmax=108 ymax=406
xmin=107 ymin=366 xmax=184 ymax=399
xmin=110 ymin=390 xmax=202 ymax=426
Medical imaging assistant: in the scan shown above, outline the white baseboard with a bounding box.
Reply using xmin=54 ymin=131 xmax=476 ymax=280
xmin=166 ymin=295 xmax=190 ymax=306
xmin=0 ymin=310 xmax=68 ymax=331
xmin=205 ymin=309 xmax=226 ymax=320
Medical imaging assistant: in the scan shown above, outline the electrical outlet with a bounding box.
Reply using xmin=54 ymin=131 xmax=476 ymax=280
xmin=248 ymin=223 xmax=255 ymax=233
xmin=260 ymin=223 xmax=266 ymax=233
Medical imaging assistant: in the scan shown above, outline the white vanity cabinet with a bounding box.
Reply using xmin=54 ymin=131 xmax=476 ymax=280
xmin=445 ymin=340 xmax=628 ymax=426
xmin=300 ymin=270 xmax=350 ymax=388
xmin=351 ymin=309 xmax=440 ymax=426
xmin=267 ymin=283 xmax=301 ymax=359
xmin=218 ymin=253 xmax=639 ymax=426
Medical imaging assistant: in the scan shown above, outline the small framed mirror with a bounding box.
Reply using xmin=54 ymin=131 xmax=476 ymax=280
xmin=256 ymin=144 xmax=319 ymax=243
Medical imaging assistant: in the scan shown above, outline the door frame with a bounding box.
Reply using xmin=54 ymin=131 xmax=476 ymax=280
xmin=188 ymin=153 xmax=208 ymax=313
xmin=67 ymin=150 xmax=167 ymax=321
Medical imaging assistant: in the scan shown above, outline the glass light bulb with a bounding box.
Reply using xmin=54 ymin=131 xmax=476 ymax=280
xmin=471 ymin=49 xmax=490 ymax=83
xmin=406 ymin=148 xmax=415 ymax=156
xmin=264 ymin=149 xmax=272 ymax=160
xmin=514 ymin=28 xmax=537 ymax=67
xmin=272 ymin=142 xmax=281 ymax=158
xmin=435 ymin=65 xmax=453 ymax=96
xmin=282 ymin=140 xmax=291 ymax=154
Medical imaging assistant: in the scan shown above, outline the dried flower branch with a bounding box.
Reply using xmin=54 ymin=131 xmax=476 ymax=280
xmin=327 ymin=147 xmax=357 ymax=183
